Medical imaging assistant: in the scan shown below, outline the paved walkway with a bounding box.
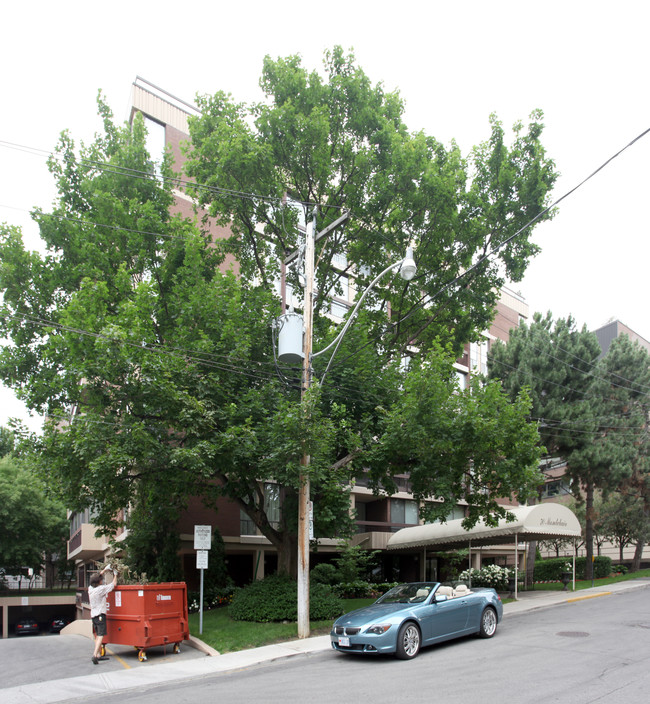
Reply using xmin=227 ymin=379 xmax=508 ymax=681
xmin=4 ymin=579 xmax=649 ymax=704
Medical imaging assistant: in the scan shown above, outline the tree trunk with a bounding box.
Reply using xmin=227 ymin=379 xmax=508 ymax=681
xmin=275 ymin=532 xmax=298 ymax=578
xmin=584 ymin=481 xmax=594 ymax=580
xmin=526 ymin=540 xmax=536 ymax=587
xmin=632 ymin=538 xmax=643 ymax=572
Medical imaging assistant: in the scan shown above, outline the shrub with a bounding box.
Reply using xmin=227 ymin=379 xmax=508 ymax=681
xmin=533 ymin=556 xmax=612 ymax=581
xmin=457 ymin=565 xmax=511 ymax=591
xmin=612 ymin=564 xmax=628 ymax=575
xmin=229 ymin=573 xmax=344 ymax=622
xmin=310 ymin=562 xmax=339 ymax=586
xmin=187 ymin=585 xmax=234 ymax=614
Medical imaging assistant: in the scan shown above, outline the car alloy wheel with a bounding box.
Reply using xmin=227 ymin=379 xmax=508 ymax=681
xmin=396 ymin=622 xmax=421 ymax=659
xmin=479 ymin=607 xmax=497 ymax=638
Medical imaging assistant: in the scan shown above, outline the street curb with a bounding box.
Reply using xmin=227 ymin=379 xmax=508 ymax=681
xmin=186 ymin=634 xmax=220 ymax=657
xmin=566 ymin=591 xmax=612 ymax=603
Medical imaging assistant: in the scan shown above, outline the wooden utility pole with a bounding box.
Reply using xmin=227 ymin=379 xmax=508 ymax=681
xmin=297 ymin=209 xmax=316 ymax=639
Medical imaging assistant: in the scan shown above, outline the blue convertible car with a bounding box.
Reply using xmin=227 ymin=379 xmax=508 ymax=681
xmin=331 ymin=581 xmax=503 ymax=659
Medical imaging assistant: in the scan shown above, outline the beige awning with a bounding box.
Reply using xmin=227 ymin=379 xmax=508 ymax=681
xmin=387 ymin=503 xmax=581 ymax=551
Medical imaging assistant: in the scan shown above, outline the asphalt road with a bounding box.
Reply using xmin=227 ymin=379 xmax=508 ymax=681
xmin=74 ymin=588 xmax=650 ymax=704
xmin=0 ymin=632 xmax=205 ymax=688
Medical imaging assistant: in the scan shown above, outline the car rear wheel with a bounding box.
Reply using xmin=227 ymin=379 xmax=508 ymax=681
xmin=479 ymin=607 xmax=497 ymax=638
xmin=395 ymin=622 xmax=421 ymax=659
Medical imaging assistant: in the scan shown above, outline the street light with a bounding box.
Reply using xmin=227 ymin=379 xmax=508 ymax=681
xmin=281 ymin=214 xmax=417 ymax=638
xmin=313 ymin=246 xmax=418 ymax=381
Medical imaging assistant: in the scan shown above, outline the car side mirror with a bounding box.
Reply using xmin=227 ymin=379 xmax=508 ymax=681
xmin=434 ymin=594 xmax=449 ymax=603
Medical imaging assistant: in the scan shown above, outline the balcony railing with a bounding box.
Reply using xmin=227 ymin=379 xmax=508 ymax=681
xmin=354 ymin=520 xmax=418 ymax=534
xmin=67 ymin=524 xmax=105 ymax=560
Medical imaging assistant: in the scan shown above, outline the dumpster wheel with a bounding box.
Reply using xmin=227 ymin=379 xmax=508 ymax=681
xmin=138 ymin=650 xmax=147 ymax=662
xmin=173 ymin=643 xmax=181 ymax=654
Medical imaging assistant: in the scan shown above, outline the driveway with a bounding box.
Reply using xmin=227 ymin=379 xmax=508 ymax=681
xmin=0 ymin=631 xmax=206 ymax=689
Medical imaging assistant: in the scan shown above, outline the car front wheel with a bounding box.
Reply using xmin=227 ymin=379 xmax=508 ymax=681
xmin=479 ymin=607 xmax=497 ymax=638
xmin=395 ymin=622 xmax=421 ymax=659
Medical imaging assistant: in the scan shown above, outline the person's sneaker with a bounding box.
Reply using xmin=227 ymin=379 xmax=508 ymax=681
xmin=92 ymin=656 xmax=99 ymax=665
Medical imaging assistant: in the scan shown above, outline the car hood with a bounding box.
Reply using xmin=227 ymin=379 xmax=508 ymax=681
xmin=335 ymin=602 xmax=417 ymax=626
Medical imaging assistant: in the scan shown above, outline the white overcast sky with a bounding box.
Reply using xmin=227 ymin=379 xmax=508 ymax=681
xmin=1 ymin=0 xmax=649 ymax=432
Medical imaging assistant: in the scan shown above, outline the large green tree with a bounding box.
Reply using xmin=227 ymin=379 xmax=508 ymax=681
xmin=489 ymin=315 xmax=650 ymax=575
xmin=0 ymin=454 xmax=68 ymax=582
xmin=489 ymin=313 xmax=603 ymax=577
xmin=184 ymin=47 xmax=557 ymax=362
xmin=576 ymin=335 xmax=650 ymax=571
xmin=598 ymin=492 xmax=647 ymax=562
xmin=367 ymin=346 xmax=543 ymax=525
xmin=0 ymin=50 xmax=557 ymax=578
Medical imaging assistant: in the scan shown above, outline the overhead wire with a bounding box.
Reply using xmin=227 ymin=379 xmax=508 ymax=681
xmin=325 ymin=126 xmax=650 ymax=375
xmin=0 ymin=139 xmax=349 ymax=213
xmin=2 ymin=128 xmax=650 ymax=423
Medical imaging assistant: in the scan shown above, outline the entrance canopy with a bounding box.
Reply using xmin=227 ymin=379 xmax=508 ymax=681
xmin=387 ymin=503 xmax=581 ymax=552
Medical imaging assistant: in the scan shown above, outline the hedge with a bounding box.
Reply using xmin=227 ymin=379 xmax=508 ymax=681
xmin=533 ymin=556 xmax=612 ymax=581
xmin=229 ymin=573 xmax=344 ymax=622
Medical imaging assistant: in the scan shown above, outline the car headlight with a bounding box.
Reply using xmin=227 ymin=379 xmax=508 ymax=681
xmin=365 ymin=624 xmax=391 ymax=635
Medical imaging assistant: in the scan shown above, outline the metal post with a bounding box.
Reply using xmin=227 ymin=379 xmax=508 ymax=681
xmin=199 ymin=567 xmax=204 ymax=635
xmin=297 ymin=210 xmax=316 ymax=639
xmin=514 ymin=540 xmax=519 ymax=600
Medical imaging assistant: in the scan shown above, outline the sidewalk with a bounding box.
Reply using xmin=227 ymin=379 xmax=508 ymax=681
xmin=4 ymin=579 xmax=649 ymax=704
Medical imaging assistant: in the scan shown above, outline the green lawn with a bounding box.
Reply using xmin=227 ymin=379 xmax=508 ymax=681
xmin=189 ymin=597 xmax=374 ymax=654
xmin=522 ymin=567 xmax=650 ymax=592
xmin=190 ymin=570 xmax=650 ymax=654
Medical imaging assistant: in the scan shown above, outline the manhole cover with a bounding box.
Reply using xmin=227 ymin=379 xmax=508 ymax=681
xmin=557 ymin=631 xmax=590 ymax=638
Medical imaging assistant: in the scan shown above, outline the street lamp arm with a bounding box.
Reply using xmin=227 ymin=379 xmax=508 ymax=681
xmin=312 ymin=259 xmax=403 ymax=361
xmin=313 ymin=248 xmax=416 ymax=382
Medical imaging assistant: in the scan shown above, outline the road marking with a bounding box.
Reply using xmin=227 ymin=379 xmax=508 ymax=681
xmin=567 ymin=592 xmax=612 ymax=603
xmin=106 ymin=648 xmax=131 ymax=669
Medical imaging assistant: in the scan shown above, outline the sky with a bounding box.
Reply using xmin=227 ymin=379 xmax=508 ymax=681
xmin=1 ymin=0 xmax=649 ymax=432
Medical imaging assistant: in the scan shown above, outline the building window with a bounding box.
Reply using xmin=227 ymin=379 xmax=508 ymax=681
xmin=143 ymin=115 xmax=166 ymax=178
xmin=390 ymin=499 xmax=418 ymax=527
xmin=470 ymin=339 xmax=488 ymax=376
xmin=332 ymin=252 xmax=348 ymax=270
xmin=330 ymin=300 xmax=350 ymax=319
xmin=541 ymin=480 xmax=570 ymax=499
xmin=265 ymin=483 xmax=281 ymax=528
xmin=240 ymin=511 xmax=257 ymax=536
xmin=240 ymin=485 xmax=280 ymax=535
xmin=424 ymin=503 xmax=465 ymax=523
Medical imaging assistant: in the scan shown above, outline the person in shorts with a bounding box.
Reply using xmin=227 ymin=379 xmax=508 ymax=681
xmin=88 ymin=566 xmax=118 ymax=664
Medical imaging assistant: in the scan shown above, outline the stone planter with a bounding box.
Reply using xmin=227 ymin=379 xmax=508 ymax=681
xmin=560 ymin=571 xmax=572 ymax=591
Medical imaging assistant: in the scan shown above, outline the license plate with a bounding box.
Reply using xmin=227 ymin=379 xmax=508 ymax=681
xmin=338 ymin=636 xmax=350 ymax=647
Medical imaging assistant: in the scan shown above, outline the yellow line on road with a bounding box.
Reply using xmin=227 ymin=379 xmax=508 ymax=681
xmin=106 ymin=648 xmax=131 ymax=670
xmin=567 ymin=592 xmax=612 ymax=603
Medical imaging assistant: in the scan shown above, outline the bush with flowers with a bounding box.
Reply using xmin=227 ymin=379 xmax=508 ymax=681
xmin=457 ymin=564 xmax=512 ymax=591
xmin=187 ymin=585 xmax=234 ymax=614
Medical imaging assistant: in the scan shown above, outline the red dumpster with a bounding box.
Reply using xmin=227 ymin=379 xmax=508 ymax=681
xmin=103 ymin=582 xmax=189 ymax=661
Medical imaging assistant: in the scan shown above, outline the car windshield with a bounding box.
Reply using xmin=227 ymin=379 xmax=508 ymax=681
xmin=376 ymin=584 xmax=433 ymax=604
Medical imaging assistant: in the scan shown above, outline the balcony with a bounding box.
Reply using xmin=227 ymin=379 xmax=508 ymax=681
xmin=67 ymin=523 xmax=105 ymax=561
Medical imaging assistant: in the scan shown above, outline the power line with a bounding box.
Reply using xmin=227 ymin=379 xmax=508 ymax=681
xmin=0 ymin=139 xmax=348 ymax=213
xmin=327 ymin=126 xmax=650 ymax=373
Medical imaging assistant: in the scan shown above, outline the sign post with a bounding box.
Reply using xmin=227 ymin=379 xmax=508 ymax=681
xmin=194 ymin=526 xmax=212 ymax=635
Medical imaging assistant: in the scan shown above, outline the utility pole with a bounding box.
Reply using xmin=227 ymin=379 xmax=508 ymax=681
xmin=297 ymin=209 xmax=316 ymax=639
xmin=287 ymin=208 xmax=411 ymax=639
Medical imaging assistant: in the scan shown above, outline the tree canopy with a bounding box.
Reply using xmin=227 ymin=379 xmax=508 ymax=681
xmin=185 ymin=47 xmax=557 ymax=360
xmin=0 ymin=50 xmax=558 ymax=577
xmin=0 ymin=452 xmax=68 ymax=578
xmin=489 ymin=314 xmax=650 ymax=573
